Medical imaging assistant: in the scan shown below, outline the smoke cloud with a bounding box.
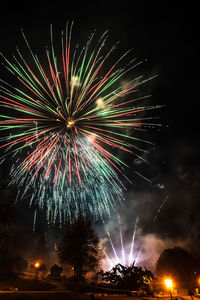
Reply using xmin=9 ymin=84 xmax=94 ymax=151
xmin=98 ymin=138 xmax=200 ymax=272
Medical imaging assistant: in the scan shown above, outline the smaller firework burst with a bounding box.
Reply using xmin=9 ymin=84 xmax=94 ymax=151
xmin=101 ymin=215 xmax=143 ymax=270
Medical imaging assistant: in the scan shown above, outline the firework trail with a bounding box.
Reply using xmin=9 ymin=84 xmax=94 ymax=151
xmin=131 ymin=195 xmax=169 ymax=265
xmin=128 ymin=216 xmax=139 ymax=265
xmin=102 ymin=216 xmax=140 ymax=269
xmin=153 ymin=195 xmax=168 ymax=223
xmin=0 ymin=22 xmax=161 ymax=224
xmin=118 ymin=214 xmax=125 ymax=265
xmin=102 ymin=196 xmax=169 ymax=270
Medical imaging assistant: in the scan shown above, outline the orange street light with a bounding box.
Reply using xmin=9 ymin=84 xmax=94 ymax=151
xmin=34 ymin=262 xmax=40 ymax=280
xmin=164 ymin=278 xmax=173 ymax=300
xmin=164 ymin=279 xmax=173 ymax=289
xmin=34 ymin=262 xmax=40 ymax=269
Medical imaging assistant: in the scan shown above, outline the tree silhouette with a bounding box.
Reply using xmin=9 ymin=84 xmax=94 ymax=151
xmin=13 ymin=255 xmax=28 ymax=273
xmin=39 ymin=263 xmax=48 ymax=279
xmin=98 ymin=262 xmax=154 ymax=292
xmin=30 ymin=233 xmax=50 ymax=264
xmin=50 ymin=264 xmax=63 ymax=278
xmin=156 ymin=247 xmax=199 ymax=288
xmin=0 ymin=201 xmax=24 ymax=278
xmin=57 ymin=216 xmax=100 ymax=281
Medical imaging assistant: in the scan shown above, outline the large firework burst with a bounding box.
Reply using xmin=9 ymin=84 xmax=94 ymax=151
xmin=0 ymin=23 xmax=160 ymax=225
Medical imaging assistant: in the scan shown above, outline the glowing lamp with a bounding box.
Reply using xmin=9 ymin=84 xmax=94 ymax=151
xmin=35 ymin=262 xmax=40 ymax=268
xmin=164 ymin=278 xmax=173 ymax=289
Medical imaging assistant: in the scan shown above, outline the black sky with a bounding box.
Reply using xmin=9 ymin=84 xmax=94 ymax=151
xmin=0 ymin=3 xmax=199 ymax=249
xmin=0 ymin=3 xmax=198 ymax=138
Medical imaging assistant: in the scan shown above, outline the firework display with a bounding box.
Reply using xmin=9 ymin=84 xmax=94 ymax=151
xmin=102 ymin=216 xmax=141 ymax=270
xmin=0 ymin=23 xmax=160 ymax=224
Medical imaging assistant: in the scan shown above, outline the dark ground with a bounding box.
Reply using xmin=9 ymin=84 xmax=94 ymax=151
xmin=0 ymin=291 xmax=88 ymax=300
xmin=0 ymin=293 xmax=197 ymax=300
xmin=0 ymin=276 xmax=55 ymax=291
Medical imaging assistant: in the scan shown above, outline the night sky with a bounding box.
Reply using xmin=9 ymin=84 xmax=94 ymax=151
xmin=0 ymin=2 xmax=199 ymax=267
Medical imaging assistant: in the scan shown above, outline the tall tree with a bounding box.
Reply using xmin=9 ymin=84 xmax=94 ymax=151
xmin=156 ymin=247 xmax=199 ymax=288
xmin=57 ymin=216 xmax=100 ymax=281
xmin=30 ymin=233 xmax=50 ymax=265
xmin=0 ymin=201 xmax=28 ymax=277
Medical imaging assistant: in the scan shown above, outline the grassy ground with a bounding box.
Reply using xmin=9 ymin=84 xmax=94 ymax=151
xmin=0 ymin=275 xmax=55 ymax=291
xmin=0 ymin=276 xmax=171 ymax=299
xmin=0 ymin=275 xmax=92 ymax=299
xmin=0 ymin=291 xmax=142 ymax=300
xmin=0 ymin=291 xmax=91 ymax=300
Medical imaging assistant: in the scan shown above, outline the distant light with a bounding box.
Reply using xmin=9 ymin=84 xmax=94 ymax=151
xmin=35 ymin=262 xmax=40 ymax=268
xmin=164 ymin=278 xmax=173 ymax=288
